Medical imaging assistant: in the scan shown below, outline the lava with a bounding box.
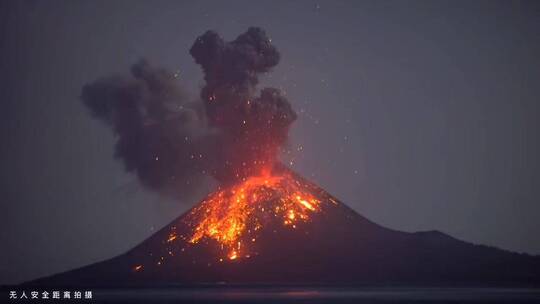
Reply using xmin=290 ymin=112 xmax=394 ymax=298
xmin=182 ymin=170 xmax=330 ymax=260
xmin=132 ymin=169 xmax=340 ymax=272
xmin=140 ymin=169 xmax=336 ymax=263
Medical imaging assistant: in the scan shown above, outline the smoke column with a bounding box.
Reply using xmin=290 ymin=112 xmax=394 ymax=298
xmin=81 ymin=27 xmax=296 ymax=199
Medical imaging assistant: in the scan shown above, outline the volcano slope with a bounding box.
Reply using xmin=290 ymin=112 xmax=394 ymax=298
xmin=28 ymin=168 xmax=540 ymax=287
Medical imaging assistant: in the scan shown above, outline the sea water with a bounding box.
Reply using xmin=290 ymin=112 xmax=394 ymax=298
xmin=95 ymin=286 xmax=540 ymax=303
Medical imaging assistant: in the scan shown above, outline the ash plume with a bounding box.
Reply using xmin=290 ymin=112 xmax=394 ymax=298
xmin=190 ymin=27 xmax=296 ymax=182
xmin=82 ymin=27 xmax=296 ymax=199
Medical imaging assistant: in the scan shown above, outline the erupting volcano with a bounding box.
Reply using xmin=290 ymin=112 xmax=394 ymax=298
xmin=28 ymin=27 xmax=540 ymax=287
xmin=31 ymin=165 xmax=540 ymax=286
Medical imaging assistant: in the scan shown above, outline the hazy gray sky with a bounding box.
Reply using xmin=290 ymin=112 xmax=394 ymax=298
xmin=1 ymin=0 xmax=539 ymax=284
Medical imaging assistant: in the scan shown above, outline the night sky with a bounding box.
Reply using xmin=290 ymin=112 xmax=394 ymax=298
xmin=1 ymin=0 xmax=540 ymax=284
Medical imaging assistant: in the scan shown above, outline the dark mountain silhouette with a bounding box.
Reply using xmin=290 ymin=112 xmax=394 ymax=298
xmin=27 ymin=168 xmax=540 ymax=287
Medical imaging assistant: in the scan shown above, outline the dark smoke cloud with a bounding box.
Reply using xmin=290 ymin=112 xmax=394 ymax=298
xmin=190 ymin=27 xmax=297 ymax=182
xmin=81 ymin=60 xmax=217 ymax=198
xmin=82 ymin=27 xmax=296 ymax=199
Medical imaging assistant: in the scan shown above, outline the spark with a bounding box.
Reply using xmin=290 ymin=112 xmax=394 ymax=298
xmin=167 ymin=233 xmax=177 ymax=243
xmin=296 ymin=196 xmax=316 ymax=211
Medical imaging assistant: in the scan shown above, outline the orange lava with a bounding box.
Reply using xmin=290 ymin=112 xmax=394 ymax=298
xmin=182 ymin=170 xmax=327 ymax=260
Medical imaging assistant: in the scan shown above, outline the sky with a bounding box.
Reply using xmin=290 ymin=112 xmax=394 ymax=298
xmin=1 ymin=0 xmax=539 ymax=285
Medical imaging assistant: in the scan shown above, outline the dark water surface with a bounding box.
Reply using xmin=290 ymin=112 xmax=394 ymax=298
xmin=92 ymin=287 xmax=540 ymax=303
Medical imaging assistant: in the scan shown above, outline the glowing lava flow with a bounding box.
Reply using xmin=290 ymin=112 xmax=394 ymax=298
xmin=131 ymin=170 xmax=340 ymax=272
xmin=178 ymin=170 xmax=335 ymax=261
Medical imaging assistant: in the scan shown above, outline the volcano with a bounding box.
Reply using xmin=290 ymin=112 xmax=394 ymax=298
xmin=29 ymin=166 xmax=540 ymax=287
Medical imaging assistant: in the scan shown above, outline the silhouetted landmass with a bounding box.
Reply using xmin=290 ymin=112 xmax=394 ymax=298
xmin=26 ymin=170 xmax=540 ymax=287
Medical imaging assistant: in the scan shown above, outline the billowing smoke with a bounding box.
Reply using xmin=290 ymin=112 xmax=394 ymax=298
xmin=82 ymin=27 xmax=296 ymax=199
xmin=190 ymin=27 xmax=296 ymax=182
